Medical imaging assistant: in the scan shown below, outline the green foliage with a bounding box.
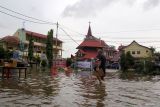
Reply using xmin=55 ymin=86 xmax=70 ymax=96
xmin=126 ymin=51 xmax=134 ymax=68
xmin=28 ymin=36 xmax=34 ymax=61
xmin=134 ymin=61 xmax=144 ymax=73
xmin=134 ymin=60 xmax=159 ymax=75
xmin=41 ymin=60 xmax=47 ymax=67
xmin=120 ymin=51 xmax=160 ymax=75
xmin=0 ymin=47 xmax=5 ymax=59
xmin=0 ymin=47 xmax=13 ymax=60
xmin=33 ymin=55 xmax=40 ymax=64
xmin=120 ymin=52 xmax=127 ymax=71
xmin=66 ymin=58 xmax=72 ymax=67
xmin=5 ymin=50 xmax=13 ymax=60
xmin=150 ymin=46 xmax=155 ymax=54
xmin=119 ymin=70 xmax=136 ymax=80
xmin=46 ymin=29 xmax=53 ymax=68
xmin=120 ymin=52 xmax=134 ymax=72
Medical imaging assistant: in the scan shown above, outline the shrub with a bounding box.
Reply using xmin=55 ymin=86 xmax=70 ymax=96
xmin=33 ymin=56 xmax=40 ymax=64
xmin=120 ymin=52 xmax=134 ymax=72
xmin=134 ymin=61 xmax=144 ymax=73
xmin=0 ymin=47 xmax=5 ymax=59
xmin=41 ymin=60 xmax=47 ymax=67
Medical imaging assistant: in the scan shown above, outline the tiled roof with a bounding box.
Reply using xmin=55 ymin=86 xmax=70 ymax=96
xmin=26 ymin=30 xmax=62 ymax=42
xmin=76 ymin=49 xmax=86 ymax=54
xmin=1 ymin=36 xmax=19 ymax=44
xmin=77 ymin=40 xmax=106 ymax=48
xmin=124 ymin=40 xmax=151 ymax=50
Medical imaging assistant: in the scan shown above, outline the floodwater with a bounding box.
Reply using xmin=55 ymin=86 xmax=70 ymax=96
xmin=0 ymin=69 xmax=160 ymax=107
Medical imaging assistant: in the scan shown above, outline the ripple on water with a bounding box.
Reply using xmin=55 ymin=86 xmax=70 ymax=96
xmin=0 ymin=70 xmax=160 ymax=107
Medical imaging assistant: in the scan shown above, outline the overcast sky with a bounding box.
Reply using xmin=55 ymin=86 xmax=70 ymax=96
xmin=0 ymin=0 xmax=160 ymax=57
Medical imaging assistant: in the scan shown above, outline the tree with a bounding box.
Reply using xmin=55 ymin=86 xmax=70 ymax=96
xmin=120 ymin=51 xmax=134 ymax=72
xmin=0 ymin=47 xmax=5 ymax=59
xmin=150 ymin=46 xmax=155 ymax=54
xmin=28 ymin=36 xmax=34 ymax=62
xmin=46 ymin=29 xmax=53 ymax=68
xmin=120 ymin=52 xmax=126 ymax=71
xmin=125 ymin=51 xmax=134 ymax=68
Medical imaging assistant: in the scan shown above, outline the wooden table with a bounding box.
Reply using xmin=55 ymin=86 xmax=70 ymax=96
xmin=29 ymin=62 xmax=38 ymax=69
xmin=0 ymin=66 xmax=28 ymax=79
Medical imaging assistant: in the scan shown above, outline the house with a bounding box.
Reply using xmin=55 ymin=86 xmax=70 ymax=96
xmin=123 ymin=40 xmax=153 ymax=59
xmin=0 ymin=36 xmax=19 ymax=51
xmin=13 ymin=28 xmax=63 ymax=59
xmin=111 ymin=45 xmax=126 ymax=63
xmin=0 ymin=28 xmax=63 ymax=59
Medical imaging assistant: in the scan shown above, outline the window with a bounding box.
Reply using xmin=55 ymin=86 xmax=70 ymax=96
xmin=137 ymin=51 xmax=140 ymax=54
xmin=146 ymin=50 xmax=148 ymax=53
xmin=132 ymin=51 xmax=135 ymax=54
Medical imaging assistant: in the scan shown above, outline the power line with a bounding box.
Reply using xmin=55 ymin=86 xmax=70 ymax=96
xmin=59 ymin=24 xmax=85 ymax=36
xmin=94 ymin=28 xmax=160 ymax=35
xmin=0 ymin=10 xmax=50 ymax=24
xmin=1 ymin=5 xmax=160 ymax=36
xmin=0 ymin=6 xmax=79 ymax=45
xmin=59 ymin=27 xmax=79 ymax=45
xmin=0 ymin=5 xmax=56 ymax=25
xmin=1 ymin=5 xmax=160 ymax=44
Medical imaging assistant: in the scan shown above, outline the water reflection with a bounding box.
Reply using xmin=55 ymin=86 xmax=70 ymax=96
xmin=76 ymin=71 xmax=107 ymax=107
xmin=0 ymin=69 xmax=160 ymax=107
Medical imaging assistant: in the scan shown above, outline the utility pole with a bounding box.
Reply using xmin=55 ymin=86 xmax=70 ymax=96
xmin=21 ymin=21 xmax=26 ymax=59
xmin=55 ymin=22 xmax=58 ymax=60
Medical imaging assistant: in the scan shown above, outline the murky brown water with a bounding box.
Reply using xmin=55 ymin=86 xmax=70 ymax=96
xmin=0 ymin=69 xmax=160 ymax=107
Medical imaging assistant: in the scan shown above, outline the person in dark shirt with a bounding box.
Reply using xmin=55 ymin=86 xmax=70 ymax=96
xmin=96 ymin=49 xmax=106 ymax=80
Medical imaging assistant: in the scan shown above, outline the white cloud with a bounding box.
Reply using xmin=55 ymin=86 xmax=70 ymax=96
xmin=143 ymin=0 xmax=160 ymax=10
xmin=62 ymin=0 xmax=117 ymax=18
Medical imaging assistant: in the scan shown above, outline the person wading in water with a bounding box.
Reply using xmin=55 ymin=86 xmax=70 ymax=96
xmin=95 ymin=49 xmax=106 ymax=81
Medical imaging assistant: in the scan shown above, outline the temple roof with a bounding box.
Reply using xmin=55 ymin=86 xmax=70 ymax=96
xmin=77 ymin=39 xmax=106 ymax=49
xmin=86 ymin=24 xmax=92 ymax=37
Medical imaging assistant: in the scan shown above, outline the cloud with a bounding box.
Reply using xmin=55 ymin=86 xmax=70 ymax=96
xmin=143 ymin=0 xmax=160 ymax=10
xmin=62 ymin=0 xmax=117 ymax=18
xmin=62 ymin=0 xmax=160 ymax=18
xmin=125 ymin=0 xmax=137 ymax=6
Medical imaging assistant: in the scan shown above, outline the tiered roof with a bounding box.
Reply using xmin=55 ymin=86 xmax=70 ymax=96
xmin=76 ymin=24 xmax=108 ymax=59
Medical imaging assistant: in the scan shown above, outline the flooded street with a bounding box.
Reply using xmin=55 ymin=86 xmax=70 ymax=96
xmin=0 ymin=69 xmax=160 ymax=107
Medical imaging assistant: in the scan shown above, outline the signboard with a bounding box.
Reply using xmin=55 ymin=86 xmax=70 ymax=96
xmin=53 ymin=60 xmax=66 ymax=67
xmin=77 ymin=61 xmax=92 ymax=69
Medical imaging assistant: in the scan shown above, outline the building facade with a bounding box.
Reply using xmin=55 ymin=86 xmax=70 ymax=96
xmin=76 ymin=25 xmax=116 ymax=62
xmin=0 ymin=28 xmax=63 ymax=59
xmin=0 ymin=36 xmax=19 ymax=51
xmin=123 ymin=40 xmax=153 ymax=58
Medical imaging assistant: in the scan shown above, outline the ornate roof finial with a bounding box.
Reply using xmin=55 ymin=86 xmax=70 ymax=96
xmin=87 ymin=21 xmax=92 ymax=37
xmin=89 ymin=21 xmax=91 ymax=25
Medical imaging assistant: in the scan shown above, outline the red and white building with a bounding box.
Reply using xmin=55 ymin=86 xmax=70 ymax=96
xmin=76 ymin=25 xmax=117 ymax=62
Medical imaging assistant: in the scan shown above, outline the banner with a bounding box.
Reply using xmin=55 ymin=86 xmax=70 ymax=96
xmin=77 ymin=61 xmax=92 ymax=69
xmin=53 ymin=60 xmax=66 ymax=67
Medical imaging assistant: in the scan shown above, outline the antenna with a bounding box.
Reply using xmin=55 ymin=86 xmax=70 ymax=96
xmin=89 ymin=21 xmax=91 ymax=25
xmin=22 ymin=21 xmax=25 ymax=29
